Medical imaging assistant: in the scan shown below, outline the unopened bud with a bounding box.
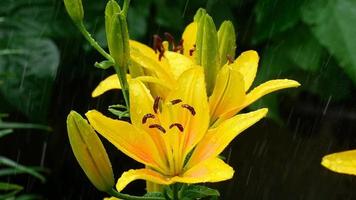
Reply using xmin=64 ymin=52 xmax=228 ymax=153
xmin=67 ymin=111 xmax=114 ymax=192
xmin=195 ymin=13 xmax=220 ymax=95
xmin=105 ymin=0 xmax=130 ymax=68
xmin=218 ymin=21 xmax=236 ymax=66
xmin=63 ymin=0 xmax=84 ymax=23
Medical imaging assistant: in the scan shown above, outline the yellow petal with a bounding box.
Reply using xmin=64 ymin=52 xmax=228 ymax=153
xmin=92 ymin=74 xmax=121 ymax=98
xmin=67 ymin=111 xmax=114 ymax=192
xmin=129 ymin=79 xmax=169 ymax=167
xmin=218 ymin=79 xmax=300 ymax=123
xmin=116 ymin=158 xmax=233 ymax=192
xmin=130 ymin=40 xmax=157 ymax=60
xmin=164 ymin=51 xmax=195 ymax=79
xmin=165 ymin=67 xmax=209 ymax=158
xmin=179 ymin=157 xmax=234 ymax=183
xmin=209 ymin=65 xmax=245 ymax=123
xmin=188 ymin=108 xmax=268 ymax=167
xmin=85 ymin=110 xmax=167 ymax=173
xmin=230 ymin=50 xmax=259 ymax=92
xmin=182 ymin=22 xmax=197 ymax=59
xmin=322 ymin=149 xmax=356 ymax=176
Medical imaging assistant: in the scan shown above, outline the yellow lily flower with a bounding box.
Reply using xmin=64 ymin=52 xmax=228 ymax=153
xmin=86 ymin=67 xmax=268 ymax=191
xmin=92 ymin=11 xmax=300 ymax=126
xmin=321 ymin=149 xmax=356 ymax=176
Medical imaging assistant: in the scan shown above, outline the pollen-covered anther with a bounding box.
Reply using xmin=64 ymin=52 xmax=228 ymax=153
xmin=142 ymin=113 xmax=155 ymax=124
xmin=169 ymin=123 xmax=184 ymax=132
xmin=149 ymin=124 xmax=166 ymax=133
xmin=153 ymin=96 xmax=161 ymax=114
xmin=227 ymin=54 xmax=234 ymax=64
xmin=189 ymin=44 xmax=196 ymax=56
xmin=171 ymin=99 xmax=183 ymax=105
xmin=181 ymin=104 xmax=196 ymax=116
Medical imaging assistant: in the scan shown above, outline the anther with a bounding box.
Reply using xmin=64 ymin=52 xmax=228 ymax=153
xmin=142 ymin=113 xmax=155 ymax=124
xmin=153 ymin=96 xmax=161 ymax=114
xmin=153 ymin=35 xmax=165 ymax=61
xmin=181 ymin=104 xmax=196 ymax=116
xmin=149 ymin=124 xmax=166 ymax=133
xmin=227 ymin=54 xmax=234 ymax=64
xmin=173 ymin=39 xmax=184 ymax=54
xmin=171 ymin=99 xmax=183 ymax=105
xmin=164 ymin=32 xmax=175 ymax=45
xmin=169 ymin=123 xmax=184 ymax=132
xmin=189 ymin=44 xmax=196 ymax=56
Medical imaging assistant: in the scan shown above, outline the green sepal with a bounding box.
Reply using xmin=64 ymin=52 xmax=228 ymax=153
xmin=94 ymin=60 xmax=114 ymax=69
xmin=195 ymin=13 xmax=220 ymax=95
xmin=105 ymin=0 xmax=130 ymax=69
xmin=218 ymin=21 xmax=236 ymax=66
xmin=63 ymin=0 xmax=84 ymax=23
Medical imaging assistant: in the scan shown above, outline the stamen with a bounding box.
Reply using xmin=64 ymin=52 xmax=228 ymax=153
xmin=153 ymin=96 xmax=161 ymax=114
xmin=153 ymin=35 xmax=165 ymax=61
xmin=173 ymin=39 xmax=184 ymax=54
xmin=164 ymin=32 xmax=175 ymax=45
xmin=227 ymin=54 xmax=234 ymax=64
xmin=142 ymin=113 xmax=155 ymax=124
xmin=171 ymin=99 xmax=183 ymax=105
xmin=181 ymin=104 xmax=196 ymax=116
xmin=153 ymin=35 xmax=162 ymax=54
xmin=169 ymin=123 xmax=184 ymax=132
xmin=189 ymin=44 xmax=196 ymax=56
xmin=149 ymin=124 xmax=166 ymax=133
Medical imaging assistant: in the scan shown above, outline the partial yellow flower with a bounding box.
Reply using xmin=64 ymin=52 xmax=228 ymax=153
xmin=86 ymin=67 xmax=268 ymax=191
xmin=321 ymin=149 xmax=356 ymax=176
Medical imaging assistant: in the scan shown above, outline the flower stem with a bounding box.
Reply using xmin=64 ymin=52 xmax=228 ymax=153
xmin=76 ymin=22 xmax=114 ymax=63
xmin=122 ymin=0 xmax=131 ymax=16
xmin=107 ymin=189 xmax=165 ymax=200
xmin=172 ymin=184 xmax=179 ymax=200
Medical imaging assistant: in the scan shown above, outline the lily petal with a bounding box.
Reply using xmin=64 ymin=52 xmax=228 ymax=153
xmin=164 ymin=51 xmax=195 ymax=79
xmin=166 ymin=67 xmax=209 ymax=158
xmin=116 ymin=158 xmax=233 ymax=192
xmin=209 ymin=65 xmax=245 ymax=123
xmin=92 ymin=74 xmax=121 ymax=98
xmin=129 ymin=79 xmax=169 ymax=168
xmin=218 ymin=79 xmax=300 ymax=123
xmin=182 ymin=22 xmax=197 ymax=59
xmin=86 ymin=110 xmax=166 ymax=173
xmin=230 ymin=50 xmax=259 ymax=92
xmin=188 ymin=108 xmax=268 ymax=167
xmin=322 ymin=149 xmax=356 ymax=176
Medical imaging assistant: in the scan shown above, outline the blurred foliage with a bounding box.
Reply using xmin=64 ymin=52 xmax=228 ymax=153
xmin=1 ymin=0 xmax=356 ymax=122
xmin=0 ymin=114 xmax=49 ymax=199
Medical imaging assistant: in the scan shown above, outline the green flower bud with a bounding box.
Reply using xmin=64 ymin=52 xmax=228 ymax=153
xmin=194 ymin=8 xmax=207 ymax=22
xmin=105 ymin=0 xmax=130 ymax=69
xmin=63 ymin=0 xmax=84 ymax=23
xmin=218 ymin=21 xmax=236 ymax=66
xmin=195 ymin=13 xmax=220 ymax=95
xmin=67 ymin=111 xmax=114 ymax=192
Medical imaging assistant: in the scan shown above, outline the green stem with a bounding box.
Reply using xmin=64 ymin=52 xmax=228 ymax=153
xmin=76 ymin=22 xmax=114 ymax=63
xmin=122 ymin=0 xmax=131 ymax=16
xmin=107 ymin=189 xmax=165 ymax=200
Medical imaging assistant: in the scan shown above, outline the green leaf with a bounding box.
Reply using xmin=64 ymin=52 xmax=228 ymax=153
xmin=0 ymin=182 xmax=23 ymax=199
xmin=0 ymin=129 xmax=13 ymax=139
xmin=180 ymin=185 xmax=220 ymax=200
xmin=15 ymin=194 xmax=42 ymax=200
xmin=0 ymin=37 xmax=59 ymax=122
xmin=253 ymin=0 xmax=304 ymax=44
xmin=0 ymin=157 xmax=46 ymax=183
xmin=302 ymin=0 xmax=356 ymax=84
xmin=0 ymin=122 xmax=51 ymax=131
xmin=94 ymin=60 xmax=114 ymax=69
